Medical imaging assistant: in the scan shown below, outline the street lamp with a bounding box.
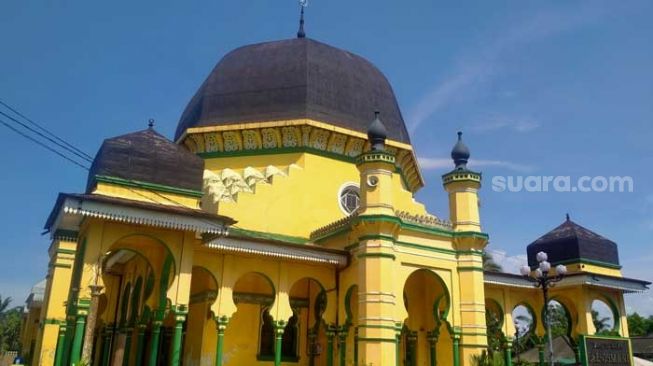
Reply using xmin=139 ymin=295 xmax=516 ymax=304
xmin=520 ymin=251 xmax=567 ymax=366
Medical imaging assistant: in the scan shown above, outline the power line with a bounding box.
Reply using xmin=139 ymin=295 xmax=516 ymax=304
xmin=0 ymin=110 xmax=93 ymax=163
xmin=0 ymin=101 xmax=232 ymax=232
xmin=0 ymin=99 xmax=93 ymax=160
xmin=0 ymin=116 xmax=90 ymax=170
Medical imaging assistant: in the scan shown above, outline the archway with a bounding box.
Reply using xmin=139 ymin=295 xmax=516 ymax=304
xmin=512 ymin=303 xmax=537 ymax=361
xmin=485 ymin=299 xmax=505 ymax=356
xmin=591 ymin=298 xmax=618 ymax=335
xmin=184 ymin=266 xmax=220 ymax=365
xmin=223 ymin=272 xmax=276 ymax=365
xmin=288 ymin=277 xmax=327 ymax=365
xmin=101 ymin=234 xmax=176 ymax=366
xmin=402 ymin=269 xmax=451 ymax=366
xmin=344 ymin=285 xmax=359 ymax=366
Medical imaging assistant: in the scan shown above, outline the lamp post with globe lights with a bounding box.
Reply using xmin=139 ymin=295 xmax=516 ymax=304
xmin=520 ymin=251 xmax=567 ymax=366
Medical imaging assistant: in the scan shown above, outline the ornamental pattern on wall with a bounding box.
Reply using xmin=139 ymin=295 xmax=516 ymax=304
xmin=182 ymin=123 xmax=423 ymax=192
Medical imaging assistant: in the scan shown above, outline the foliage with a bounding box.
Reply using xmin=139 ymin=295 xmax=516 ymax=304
xmin=0 ymin=296 xmax=22 ymax=353
xmin=470 ymin=350 xmax=505 ymax=366
xmin=591 ymin=309 xmax=612 ymax=333
xmin=627 ymin=312 xmax=653 ymax=336
xmin=486 ymin=309 xmax=504 ymax=355
xmin=547 ymin=302 xmax=569 ymax=338
xmin=483 ymin=251 xmax=503 ymax=272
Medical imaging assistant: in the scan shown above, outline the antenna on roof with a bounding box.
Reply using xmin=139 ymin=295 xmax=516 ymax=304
xmin=297 ymin=0 xmax=307 ymax=38
xmin=566 ymin=213 xmax=570 ymax=221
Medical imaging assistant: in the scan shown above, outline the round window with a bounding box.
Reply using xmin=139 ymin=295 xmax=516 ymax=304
xmin=339 ymin=184 xmax=360 ymax=215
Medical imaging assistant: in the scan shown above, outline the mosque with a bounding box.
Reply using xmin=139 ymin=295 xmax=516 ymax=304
xmin=20 ymin=11 xmax=649 ymax=366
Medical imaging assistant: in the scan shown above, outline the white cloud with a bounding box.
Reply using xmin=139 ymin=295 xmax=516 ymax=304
xmin=418 ymin=157 xmax=535 ymax=173
xmin=486 ymin=249 xmax=528 ymax=274
xmin=407 ymin=5 xmax=604 ymax=133
xmin=470 ymin=117 xmax=541 ymax=134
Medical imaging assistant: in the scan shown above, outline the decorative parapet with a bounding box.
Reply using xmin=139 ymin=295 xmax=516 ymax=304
xmin=310 ymin=212 xmax=358 ymax=241
xmin=203 ymin=165 xmax=293 ymax=203
xmin=180 ymin=120 xmax=424 ymax=192
xmin=310 ymin=210 xmax=452 ymax=242
xmin=395 ymin=210 xmax=453 ymax=230
xmin=442 ymin=169 xmax=482 ymax=185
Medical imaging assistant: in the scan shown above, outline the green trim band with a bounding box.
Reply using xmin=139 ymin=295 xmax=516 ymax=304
xmin=51 ymin=263 xmax=72 ymax=269
xmin=457 ymin=266 xmax=484 ymax=272
xmin=357 ymin=252 xmax=396 ymax=260
xmin=56 ymin=248 xmax=76 ymax=255
xmin=229 ymin=227 xmax=307 ymax=245
xmin=553 ymin=258 xmax=622 ymax=270
xmin=94 ymin=175 xmax=204 ymax=198
xmin=44 ymin=318 xmax=65 ymax=325
xmin=357 ymin=337 xmax=398 ymax=343
xmin=357 ymin=324 xmax=402 ymax=331
xmin=53 ymin=229 xmax=79 ymax=241
xmin=358 ymin=234 xmax=396 ymax=242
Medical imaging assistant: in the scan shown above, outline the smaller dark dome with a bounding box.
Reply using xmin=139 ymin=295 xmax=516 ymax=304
xmin=367 ymin=111 xmax=388 ymax=151
xmin=527 ymin=217 xmax=620 ymax=268
xmin=87 ymin=128 xmax=204 ymax=193
xmin=451 ymin=131 xmax=470 ymax=169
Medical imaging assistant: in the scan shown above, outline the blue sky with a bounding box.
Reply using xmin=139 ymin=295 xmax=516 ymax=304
xmin=1 ymin=1 xmax=652 ymax=315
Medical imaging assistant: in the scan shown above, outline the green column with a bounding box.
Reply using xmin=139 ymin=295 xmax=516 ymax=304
xmin=353 ymin=327 xmax=359 ymax=366
xmin=538 ymin=343 xmax=545 ymax=366
xmin=171 ymin=307 xmax=187 ymax=366
xmin=122 ymin=327 xmax=133 ymax=366
xmin=70 ymin=310 xmax=88 ymax=365
xmin=147 ymin=320 xmax=163 ymax=366
xmin=273 ymin=320 xmax=287 ymax=366
xmin=452 ymin=329 xmax=461 ymax=366
xmin=101 ymin=326 xmax=113 ymax=366
xmin=54 ymin=323 xmax=67 ymax=366
xmin=326 ymin=328 xmax=335 ymax=366
xmin=395 ymin=324 xmax=402 ymax=366
xmin=503 ymin=338 xmax=513 ymax=366
xmin=407 ymin=332 xmax=417 ymax=366
xmin=134 ymin=324 xmax=146 ymax=366
xmin=62 ymin=318 xmax=74 ymax=366
xmin=337 ymin=328 xmax=347 ymax=366
xmin=215 ymin=316 xmax=229 ymax=366
xmin=428 ymin=330 xmax=439 ymax=366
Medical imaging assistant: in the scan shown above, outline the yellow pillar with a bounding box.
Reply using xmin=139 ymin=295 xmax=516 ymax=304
xmin=354 ymin=119 xmax=400 ymax=365
xmin=443 ymin=133 xmax=489 ymax=364
xmin=34 ymin=232 xmax=78 ymax=366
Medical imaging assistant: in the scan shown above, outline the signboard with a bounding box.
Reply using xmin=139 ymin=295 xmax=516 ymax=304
xmin=580 ymin=335 xmax=633 ymax=366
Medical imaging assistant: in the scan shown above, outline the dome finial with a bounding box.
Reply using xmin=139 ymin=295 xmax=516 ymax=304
xmin=451 ymin=131 xmax=470 ymax=169
xmin=148 ymin=118 xmax=155 ymax=129
xmin=566 ymin=213 xmax=570 ymax=221
xmin=368 ymin=111 xmax=388 ymax=151
xmin=297 ymin=0 xmax=307 ymax=38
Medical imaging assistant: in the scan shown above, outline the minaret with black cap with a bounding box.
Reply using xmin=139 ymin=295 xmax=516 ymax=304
xmin=356 ymin=111 xmax=396 ymax=216
xmin=442 ymin=131 xmax=483 ymax=232
xmin=353 ymin=111 xmax=400 ymax=365
xmin=443 ymin=132 xmax=489 ymax=363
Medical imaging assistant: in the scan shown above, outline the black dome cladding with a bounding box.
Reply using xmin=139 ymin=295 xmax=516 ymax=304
xmin=87 ymin=128 xmax=205 ymax=193
xmin=175 ymin=38 xmax=411 ymax=143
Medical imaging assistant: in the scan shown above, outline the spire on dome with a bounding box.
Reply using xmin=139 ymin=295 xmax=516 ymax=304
xmin=297 ymin=0 xmax=307 ymax=38
xmin=451 ymin=131 xmax=470 ymax=169
xmin=367 ymin=111 xmax=388 ymax=151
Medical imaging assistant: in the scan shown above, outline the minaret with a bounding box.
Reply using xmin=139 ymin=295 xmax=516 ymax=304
xmin=356 ymin=111 xmax=396 ymax=216
xmin=354 ymin=112 xmax=400 ymax=365
xmin=442 ymin=131 xmax=482 ymax=232
xmin=443 ymin=132 xmax=489 ymax=363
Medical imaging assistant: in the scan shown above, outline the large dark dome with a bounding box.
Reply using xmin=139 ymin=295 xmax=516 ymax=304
xmin=175 ymin=38 xmax=410 ymax=143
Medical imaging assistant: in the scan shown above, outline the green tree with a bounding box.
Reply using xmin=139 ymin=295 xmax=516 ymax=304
xmin=483 ymin=251 xmax=503 ymax=272
xmin=548 ymin=302 xmax=569 ymax=337
xmin=0 ymin=295 xmax=22 ymax=352
xmin=627 ymin=312 xmax=653 ymax=336
xmin=592 ymin=309 xmax=612 ymax=333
